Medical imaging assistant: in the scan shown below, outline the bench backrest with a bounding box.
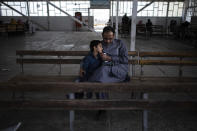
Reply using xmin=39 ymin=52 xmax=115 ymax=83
xmin=16 ymin=50 xmax=197 ymax=76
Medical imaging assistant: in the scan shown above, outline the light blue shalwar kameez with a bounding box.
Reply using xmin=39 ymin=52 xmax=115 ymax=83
xmin=88 ymin=39 xmax=128 ymax=83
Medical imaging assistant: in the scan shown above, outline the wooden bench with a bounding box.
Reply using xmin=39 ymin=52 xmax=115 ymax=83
xmin=0 ymin=50 xmax=197 ymax=131
xmin=136 ymin=24 xmax=147 ymax=37
xmin=151 ymin=25 xmax=164 ymax=36
xmin=0 ymin=24 xmax=25 ymax=35
xmin=0 ymin=50 xmax=197 ymax=105
xmin=136 ymin=25 xmax=164 ymax=38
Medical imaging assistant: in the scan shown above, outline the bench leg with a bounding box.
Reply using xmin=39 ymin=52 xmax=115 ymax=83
xmin=143 ymin=93 xmax=148 ymax=131
xmin=69 ymin=93 xmax=75 ymax=131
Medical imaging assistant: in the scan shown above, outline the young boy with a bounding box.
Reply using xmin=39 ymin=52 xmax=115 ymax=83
xmin=75 ymin=40 xmax=103 ymax=99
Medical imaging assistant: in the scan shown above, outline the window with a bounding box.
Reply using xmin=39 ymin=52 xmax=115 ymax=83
xmin=111 ymin=1 xmax=184 ymax=17
xmin=1 ymin=1 xmax=90 ymax=16
xmin=29 ymin=1 xmax=47 ymax=16
xmin=1 ymin=1 xmax=184 ymax=17
xmin=168 ymin=2 xmax=183 ymax=17
xmin=1 ymin=2 xmax=27 ymax=16
xmin=111 ymin=1 xmax=132 ymax=16
xmin=49 ymin=1 xmax=90 ymax=16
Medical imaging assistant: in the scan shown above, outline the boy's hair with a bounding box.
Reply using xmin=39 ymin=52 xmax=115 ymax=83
xmin=102 ymin=26 xmax=115 ymax=35
xmin=90 ymin=40 xmax=101 ymax=52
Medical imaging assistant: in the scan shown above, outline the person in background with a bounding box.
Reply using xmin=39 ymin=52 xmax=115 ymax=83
xmin=122 ymin=13 xmax=130 ymax=35
xmin=146 ymin=19 xmax=153 ymax=37
xmin=10 ymin=18 xmax=17 ymax=24
xmin=17 ymin=19 xmax=23 ymax=25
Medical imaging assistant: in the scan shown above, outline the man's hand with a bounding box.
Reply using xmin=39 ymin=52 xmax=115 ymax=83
xmin=79 ymin=68 xmax=85 ymax=77
xmin=100 ymin=53 xmax=111 ymax=61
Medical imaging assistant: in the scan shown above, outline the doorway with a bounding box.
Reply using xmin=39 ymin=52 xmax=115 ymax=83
xmin=91 ymin=9 xmax=109 ymax=32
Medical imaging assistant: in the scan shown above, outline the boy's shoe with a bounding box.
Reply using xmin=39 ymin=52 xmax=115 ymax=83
xmin=124 ymin=74 xmax=130 ymax=82
xmin=95 ymin=110 xmax=107 ymax=120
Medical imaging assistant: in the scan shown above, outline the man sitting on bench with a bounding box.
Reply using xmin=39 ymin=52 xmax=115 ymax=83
xmin=88 ymin=26 xmax=129 ymax=83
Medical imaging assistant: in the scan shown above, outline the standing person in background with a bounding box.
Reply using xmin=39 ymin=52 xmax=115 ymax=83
xmin=146 ymin=19 xmax=153 ymax=37
xmin=122 ymin=13 xmax=130 ymax=36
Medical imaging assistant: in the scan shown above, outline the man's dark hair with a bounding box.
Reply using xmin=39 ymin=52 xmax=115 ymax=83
xmin=90 ymin=40 xmax=101 ymax=52
xmin=102 ymin=26 xmax=115 ymax=35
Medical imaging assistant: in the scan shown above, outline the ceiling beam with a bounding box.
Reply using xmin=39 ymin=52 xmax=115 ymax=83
xmin=137 ymin=0 xmax=154 ymax=13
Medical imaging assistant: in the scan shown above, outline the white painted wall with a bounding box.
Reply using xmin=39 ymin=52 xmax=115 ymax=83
xmin=0 ymin=16 xmax=94 ymax=31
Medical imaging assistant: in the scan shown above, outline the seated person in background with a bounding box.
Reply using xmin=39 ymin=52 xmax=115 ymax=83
xmin=107 ymin=19 xmax=111 ymax=26
xmin=17 ymin=19 xmax=23 ymax=25
xmin=10 ymin=18 xmax=17 ymax=24
xmin=137 ymin=20 xmax=143 ymax=26
xmin=146 ymin=19 xmax=153 ymax=36
xmin=75 ymin=40 xmax=103 ymax=99
xmin=137 ymin=20 xmax=146 ymax=34
xmin=169 ymin=20 xmax=177 ymax=33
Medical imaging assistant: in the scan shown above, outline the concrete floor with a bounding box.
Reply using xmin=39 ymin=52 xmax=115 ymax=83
xmin=0 ymin=31 xmax=197 ymax=131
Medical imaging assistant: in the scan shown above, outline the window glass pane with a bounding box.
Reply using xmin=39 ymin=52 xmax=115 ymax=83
xmin=179 ymin=2 xmax=183 ymax=8
xmin=147 ymin=11 xmax=153 ymax=16
xmin=29 ymin=2 xmax=47 ymax=16
xmin=169 ymin=3 xmax=173 ymax=11
xmin=168 ymin=11 xmax=172 ymax=17
xmin=158 ymin=2 xmax=163 ymax=10
xmin=0 ymin=1 xmax=184 ymax=17
xmin=1 ymin=1 xmax=27 ymax=16
xmin=178 ymin=9 xmax=183 ymax=16
xmin=173 ymin=4 xmax=178 ymax=16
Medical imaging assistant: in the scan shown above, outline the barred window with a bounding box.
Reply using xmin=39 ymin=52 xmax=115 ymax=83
xmin=1 ymin=1 xmax=184 ymax=17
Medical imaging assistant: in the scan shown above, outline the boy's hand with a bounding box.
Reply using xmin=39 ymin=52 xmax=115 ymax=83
xmin=79 ymin=68 xmax=85 ymax=77
xmin=100 ymin=53 xmax=111 ymax=61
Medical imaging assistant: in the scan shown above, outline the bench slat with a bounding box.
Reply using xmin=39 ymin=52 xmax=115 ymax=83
xmin=16 ymin=50 xmax=138 ymax=56
xmin=17 ymin=59 xmax=197 ymax=65
xmin=0 ymin=100 xmax=196 ymax=110
xmin=140 ymin=60 xmax=197 ymax=66
xmin=140 ymin=52 xmax=197 ymax=57
xmin=16 ymin=59 xmax=82 ymax=64
xmin=8 ymin=75 xmax=197 ymax=83
xmin=1 ymin=81 xmax=197 ymax=93
xmin=16 ymin=59 xmax=137 ymax=64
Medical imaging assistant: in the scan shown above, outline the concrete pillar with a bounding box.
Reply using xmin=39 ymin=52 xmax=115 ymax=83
xmin=69 ymin=93 xmax=75 ymax=131
xmin=130 ymin=0 xmax=137 ymax=52
xmin=46 ymin=0 xmax=50 ymax=31
xmin=143 ymin=93 xmax=149 ymax=131
xmin=111 ymin=1 xmax=114 ymax=26
xmin=165 ymin=1 xmax=170 ymax=34
xmin=0 ymin=3 xmax=2 ymax=16
xmin=88 ymin=8 xmax=90 ymax=28
xmin=182 ymin=0 xmax=189 ymax=22
xmin=115 ymin=0 xmax=119 ymax=39
xmin=26 ymin=0 xmax=30 ymax=18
